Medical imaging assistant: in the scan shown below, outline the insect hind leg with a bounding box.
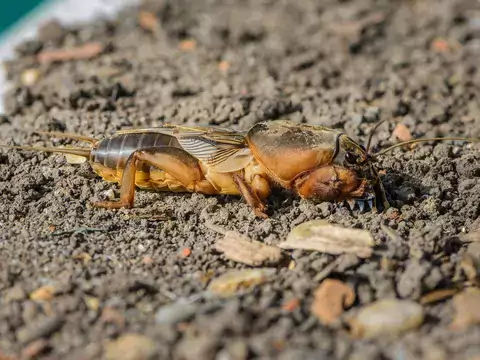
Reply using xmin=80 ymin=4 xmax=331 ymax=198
xmin=92 ymin=146 xmax=217 ymax=209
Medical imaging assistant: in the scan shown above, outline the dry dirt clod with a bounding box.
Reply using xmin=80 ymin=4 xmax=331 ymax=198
xmin=207 ymin=268 xmax=276 ymax=297
xmin=214 ymin=230 xmax=283 ymax=266
xmin=103 ymin=334 xmax=157 ymax=360
xmin=348 ymin=299 xmax=424 ymax=339
xmin=311 ymin=279 xmax=355 ymax=325
xmin=279 ymin=220 xmax=374 ymax=258
xmin=451 ymin=288 xmax=480 ymax=330
xmin=36 ymin=42 xmax=104 ymax=64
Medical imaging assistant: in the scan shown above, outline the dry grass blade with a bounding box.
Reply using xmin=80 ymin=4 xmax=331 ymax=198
xmin=279 ymin=220 xmax=374 ymax=258
xmin=420 ymin=288 xmax=459 ymax=305
xmin=37 ymin=42 xmax=104 ymax=64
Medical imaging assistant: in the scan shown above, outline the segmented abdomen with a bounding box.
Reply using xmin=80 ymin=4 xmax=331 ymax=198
xmin=90 ymin=132 xmax=181 ymax=171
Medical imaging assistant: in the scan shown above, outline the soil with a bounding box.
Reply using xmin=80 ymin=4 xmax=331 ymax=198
xmin=1 ymin=0 xmax=480 ymax=359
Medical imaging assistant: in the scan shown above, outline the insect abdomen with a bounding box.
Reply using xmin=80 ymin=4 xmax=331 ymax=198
xmin=91 ymin=132 xmax=181 ymax=171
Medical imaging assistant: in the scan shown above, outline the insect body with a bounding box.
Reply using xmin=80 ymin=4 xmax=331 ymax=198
xmin=1 ymin=120 xmax=477 ymax=218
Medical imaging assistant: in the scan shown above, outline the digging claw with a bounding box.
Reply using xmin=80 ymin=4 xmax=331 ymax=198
xmin=346 ymin=199 xmax=356 ymax=211
xmin=367 ymin=199 xmax=374 ymax=210
xmin=356 ymin=200 xmax=365 ymax=212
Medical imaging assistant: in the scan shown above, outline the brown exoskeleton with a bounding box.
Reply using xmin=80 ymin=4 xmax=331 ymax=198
xmin=1 ymin=120 xmax=478 ymax=218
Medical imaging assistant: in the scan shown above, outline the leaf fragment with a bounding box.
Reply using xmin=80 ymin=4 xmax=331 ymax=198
xmin=451 ymin=288 xmax=480 ymax=330
xmin=215 ymin=230 xmax=282 ymax=266
xmin=311 ymin=279 xmax=355 ymax=325
xmin=37 ymin=42 xmax=104 ymax=64
xmin=348 ymin=299 xmax=424 ymax=339
xmin=207 ymin=268 xmax=276 ymax=297
xmin=279 ymin=220 xmax=374 ymax=258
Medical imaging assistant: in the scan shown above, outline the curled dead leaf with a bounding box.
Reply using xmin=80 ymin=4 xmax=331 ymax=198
xmin=279 ymin=220 xmax=374 ymax=258
xmin=311 ymin=279 xmax=355 ymax=325
xmin=215 ymin=230 xmax=282 ymax=266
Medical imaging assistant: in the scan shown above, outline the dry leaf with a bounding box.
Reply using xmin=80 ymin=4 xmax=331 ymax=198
xmin=420 ymin=288 xmax=459 ymax=305
xmin=30 ymin=285 xmax=56 ymax=301
xmin=215 ymin=230 xmax=282 ymax=266
xmin=349 ymin=299 xmax=424 ymax=339
xmin=138 ymin=11 xmax=160 ymax=32
xmin=37 ymin=42 xmax=104 ymax=64
xmin=279 ymin=220 xmax=374 ymax=258
xmin=311 ymin=279 xmax=355 ymax=325
xmin=207 ymin=268 xmax=276 ymax=297
xmin=392 ymin=123 xmax=412 ymax=142
xmin=451 ymin=288 xmax=480 ymax=330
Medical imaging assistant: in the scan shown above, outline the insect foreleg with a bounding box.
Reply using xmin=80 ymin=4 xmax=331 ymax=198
xmin=232 ymin=173 xmax=269 ymax=218
xmin=293 ymin=165 xmax=366 ymax=202
xmin=92 ymin=147 xmax=217 ymax=209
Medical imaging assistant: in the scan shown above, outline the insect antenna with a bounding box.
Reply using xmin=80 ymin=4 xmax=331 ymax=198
xmin=0 ymin=144 xmax=91 ymax=158
xmin=35 ymin=131 xmax=98 ymax=144
xmin=370 ymin=136 xmax=480 ymax=159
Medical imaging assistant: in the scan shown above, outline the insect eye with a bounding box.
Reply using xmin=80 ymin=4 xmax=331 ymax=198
xmin=345 ymin=152 xmax=359 ymax=164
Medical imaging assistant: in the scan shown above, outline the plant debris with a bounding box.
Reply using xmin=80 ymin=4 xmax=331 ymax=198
xmin=37 ymin=42 xmax=104 ymax=64
xmin=420 ymin=288 xmax=459 ymax=305
xmin=138 ymin=11 xmax=160 ymax=33
xmin=311 ymin=279 xmax=355 ymax=325
xmin=349 ymin=299 xmax=424 ymax=339
xmin=207 ymin=268 xmax=276 ymax=297
xmin=212 ymin=226 xmax=283 ymax=266
xmin=30 ymin=285 xmax=56 ymax=302
xmin=451 ymin=288 xmax=480 ymax=330
xmin=279 ymin=220 xmax=374 ymax=258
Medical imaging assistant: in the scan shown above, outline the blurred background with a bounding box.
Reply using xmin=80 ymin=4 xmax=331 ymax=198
xmin=0 ymin=0 xmax=138 ymax=112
